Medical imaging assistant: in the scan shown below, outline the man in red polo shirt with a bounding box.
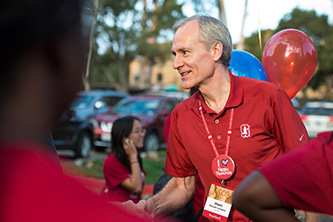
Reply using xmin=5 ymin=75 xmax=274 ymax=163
xmin=136 ymin=15 xmax=308 ymax=221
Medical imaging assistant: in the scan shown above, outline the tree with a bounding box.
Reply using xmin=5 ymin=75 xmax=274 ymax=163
xmin=137 ymin=0 xmax=184 ymax=89
xmin=276 ymin=8 xmax=333 ymax=97
xmin=89 ymin=0 xmax=184 ymax=91
xmin=244 ymin=8 xmax=333 ymax=99
xmin=89 ymin=0 xmax=138 ymax=92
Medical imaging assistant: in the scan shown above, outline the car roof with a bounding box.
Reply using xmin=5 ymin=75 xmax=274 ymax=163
xmin=303 ymin=101 xmax=333 ymax=109
xmin=78 ymin=90 xmax=128 ymax=97
xmin=141 ymin=91 xmax=190 ymax=100
xmin=124 ymin=95 xmax=180 ymax=100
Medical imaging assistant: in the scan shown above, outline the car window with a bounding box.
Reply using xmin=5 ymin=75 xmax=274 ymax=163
xmin=302 ymin=107 xmax=333 ymax=116
xmin=71 ymin=95 xmax=94 ymax=109
xmin=111 ymin=99 xmax=160 ymax=116
xmin=102 ymin=96 xmax=125 ymax=107
xmin=161 ymin=100 xmax=179 ymax=113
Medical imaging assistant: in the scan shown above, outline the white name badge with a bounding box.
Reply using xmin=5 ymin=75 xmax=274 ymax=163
xmin=203 ymin=183 xmax=234 ymax=222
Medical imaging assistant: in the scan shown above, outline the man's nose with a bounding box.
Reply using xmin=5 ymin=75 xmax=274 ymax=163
xmin=173 ymin=55 xmax=184 ymax=70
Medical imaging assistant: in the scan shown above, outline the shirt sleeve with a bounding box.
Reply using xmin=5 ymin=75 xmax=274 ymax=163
xmin=164 ymin=108 xmax=197 ymax=177
xmin=103 ymin=155 xmax=130 ymax=188
xmin=271 ymin=88 xmax=309 ymax=152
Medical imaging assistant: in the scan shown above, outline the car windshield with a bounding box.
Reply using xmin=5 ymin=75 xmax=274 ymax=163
xmin=71 ymin=95 xmax=94 ymax=109
xmin=111 ymin=98 xmax=160 ymax=116
xmin=302 ymin=107 xmax=333 ymax=116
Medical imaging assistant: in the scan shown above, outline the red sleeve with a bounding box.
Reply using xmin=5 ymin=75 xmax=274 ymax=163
xmin=271 ymin=88 xmax=309 ymax=152
xmin=163 ymin=115 xmax=171 ymax=145
xmin=258 ymin=132 xmax=333 ymax=214
xmin=103 ymin=155 xmax=130 ymax=187
xmin=2 ymin=148 xmax=148 ymax=222
xmin=165 ymin=107 xmax=197 ymax=177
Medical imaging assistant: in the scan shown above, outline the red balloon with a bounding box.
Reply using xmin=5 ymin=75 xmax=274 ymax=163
xmin=262 ymin=29 xmax=317 ymax=99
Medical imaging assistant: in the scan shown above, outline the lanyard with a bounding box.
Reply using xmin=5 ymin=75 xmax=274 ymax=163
xmin=198 ymin=100 xmax=234 ymax=157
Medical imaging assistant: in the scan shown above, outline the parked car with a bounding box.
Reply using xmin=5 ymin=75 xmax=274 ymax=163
xmin=142 ymin=90 xmax=190 ymax=101
xmin=93 ymin=95 xmax=181 ymax=152
xmin=300 ymin=101 xmax=333 ymax=138
xmin=52 ymin=90 xmax=128 ymax=158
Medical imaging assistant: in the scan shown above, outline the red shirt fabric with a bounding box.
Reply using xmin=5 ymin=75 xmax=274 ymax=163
xmin=165 ymin=72 xmax=308 ymax=221
xmin=103 ymin=154 xmax=145 ymax=203
xmin=0 ymin=144 xmax=149 ymax=222
xmin=258 ymin=131 xmax=333 ymax=215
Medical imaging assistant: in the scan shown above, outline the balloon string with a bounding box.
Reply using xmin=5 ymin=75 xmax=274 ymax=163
xmin=258 ymin=5 xmax=262 ymax=51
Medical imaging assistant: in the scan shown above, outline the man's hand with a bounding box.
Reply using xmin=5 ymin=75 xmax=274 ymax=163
xmin=118 ymin=200 xmax=154 ymax=220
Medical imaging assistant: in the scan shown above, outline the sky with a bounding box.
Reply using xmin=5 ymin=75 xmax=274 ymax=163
xmin=182 ymin=0 xmax=333 ymax=43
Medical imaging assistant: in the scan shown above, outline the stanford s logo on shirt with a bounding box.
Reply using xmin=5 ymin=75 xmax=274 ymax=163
xmin=240 ymin=124 xmax=251 ymax=138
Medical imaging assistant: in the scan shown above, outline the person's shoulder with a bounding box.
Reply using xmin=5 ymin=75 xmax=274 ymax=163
xmin=239 ymin=76 xmax=287 ymax=101
xmin=241 ymin=77 xmax=279 ymax=92
xmin=104 ymin=154 xmax=121 ymax=166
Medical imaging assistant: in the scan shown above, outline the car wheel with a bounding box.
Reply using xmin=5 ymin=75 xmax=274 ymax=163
xmin=75 ymin=132 xmax=92 ymax=158
xmin=144 ymin=132 xmax=160 ymax=152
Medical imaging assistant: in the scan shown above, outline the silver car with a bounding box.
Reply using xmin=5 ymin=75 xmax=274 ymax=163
xmin=300 ymin=101 xmax=333 ymax=138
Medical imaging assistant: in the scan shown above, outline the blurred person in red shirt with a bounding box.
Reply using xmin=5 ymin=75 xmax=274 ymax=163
xmin=0 ymin=1 xmax=151 ymax=221
xmin=233 ymin=131 xmax=333 ymax=222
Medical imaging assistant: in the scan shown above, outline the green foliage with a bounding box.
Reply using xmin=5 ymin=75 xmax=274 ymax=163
xmin=88 ymin=0 xmax=185 ymax=90
xmin=244 ymin=30 xmax=273 ymax=61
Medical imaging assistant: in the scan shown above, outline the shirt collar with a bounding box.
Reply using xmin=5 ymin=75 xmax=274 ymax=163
xmin=193 ymin=71 xmax=244 ymax=114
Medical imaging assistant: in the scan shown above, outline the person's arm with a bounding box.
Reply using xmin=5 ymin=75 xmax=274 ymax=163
xmin=138 ymin=175 xmax=196 ymax=217
xmin=232 ymin=171 xmax=298 ymax=222
xmin=121 ymin=138 xmax=142 ymax=193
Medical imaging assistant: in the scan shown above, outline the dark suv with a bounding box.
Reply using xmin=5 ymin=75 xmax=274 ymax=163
xmin=93 ymin=95 xmax=181 ymax=152
xmin=52 ymin=90 xmax=128 ymax=158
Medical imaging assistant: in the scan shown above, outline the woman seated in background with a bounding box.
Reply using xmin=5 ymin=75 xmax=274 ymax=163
xmin=103 ymin=116 xmax=146 ymax=203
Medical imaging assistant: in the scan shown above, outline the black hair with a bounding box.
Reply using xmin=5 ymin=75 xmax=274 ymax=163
xmin=0 ymin=0 xmax=83 ymax=94
xmin=111 ymin=116 xmax=143 ymax=171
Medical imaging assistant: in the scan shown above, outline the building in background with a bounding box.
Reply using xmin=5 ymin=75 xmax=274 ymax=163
xmin=129 ymin=56 xmax=186 ymax=92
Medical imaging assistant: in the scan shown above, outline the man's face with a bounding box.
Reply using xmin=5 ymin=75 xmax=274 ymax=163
xmin=172 ymin=20 xmax=216 ymax=89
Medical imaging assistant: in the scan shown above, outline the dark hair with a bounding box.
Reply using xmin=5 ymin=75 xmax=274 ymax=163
xmin=0 ymin=0 xmax=83 ymax=94
xmin=111 ymin=116 xmax=143 ymax=171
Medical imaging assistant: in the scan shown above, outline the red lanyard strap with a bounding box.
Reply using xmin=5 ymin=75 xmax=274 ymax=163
xmin=198 ymin=100 xmax=234 ymax=157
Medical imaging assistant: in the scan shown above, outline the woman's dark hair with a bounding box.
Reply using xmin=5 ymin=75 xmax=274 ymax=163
xmin=111 ymin=116 xmax=143 ymax=171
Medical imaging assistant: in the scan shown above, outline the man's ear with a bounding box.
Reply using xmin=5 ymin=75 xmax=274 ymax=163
xmin=211 ymin=41 xmax=223 ymax=62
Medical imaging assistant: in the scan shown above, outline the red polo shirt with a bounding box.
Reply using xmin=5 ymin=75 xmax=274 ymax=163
xmin=259 ymin=131 xmax=333 ymax=215
xmin=103 ymin=154 xmax=145 ymax=203
xmin=165 ymin=72 xmax=308 ymax=221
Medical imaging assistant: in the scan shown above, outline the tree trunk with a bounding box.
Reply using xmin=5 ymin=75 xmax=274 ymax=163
xmin=236 ymin=0 xmax=248 ymax=50
xmin=117 ymin=59 xmax=129 ymax=92
xmin=217 ymin=0 xmax=227 ymax=25
xmin=85 ymin=0 xmax=100 ymax=90
xmin=141 ymin=0 xmax=147 ymax=33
